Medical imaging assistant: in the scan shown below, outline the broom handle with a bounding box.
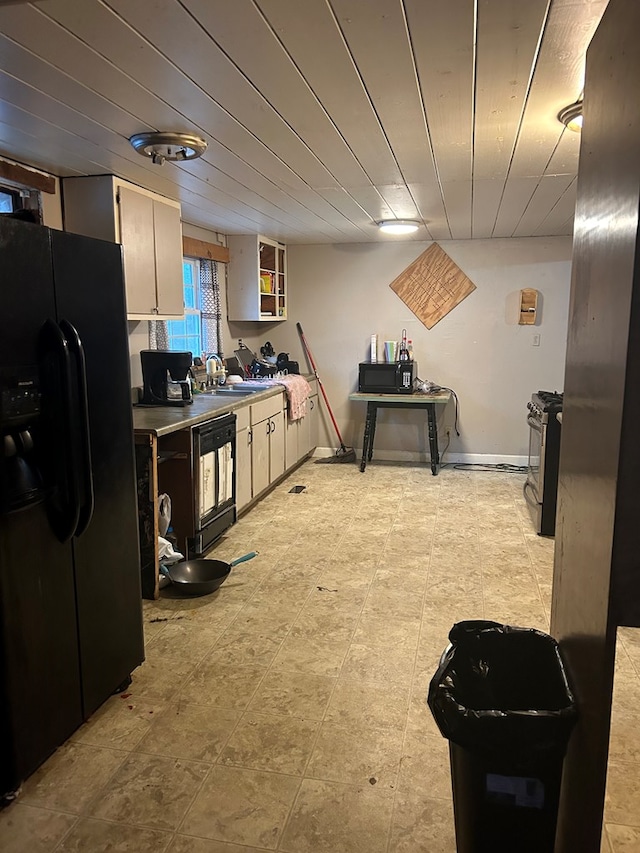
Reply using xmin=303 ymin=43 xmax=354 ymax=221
xmin=296 ymin=322 xmax=348 ymax=450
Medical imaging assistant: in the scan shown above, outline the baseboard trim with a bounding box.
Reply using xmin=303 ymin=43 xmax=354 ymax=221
xmin=312 ymin=446 xmax=528 ymax=468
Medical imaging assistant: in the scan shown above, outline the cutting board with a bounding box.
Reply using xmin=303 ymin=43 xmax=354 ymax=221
xmin=389 ymin=243 xmax=477 ymax=329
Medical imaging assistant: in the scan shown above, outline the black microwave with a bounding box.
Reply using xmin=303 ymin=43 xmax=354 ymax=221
xmin=358 ymin=361 xmax=416 ymax=394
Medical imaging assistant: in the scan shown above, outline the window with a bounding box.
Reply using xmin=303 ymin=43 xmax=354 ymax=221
xmin=155 ymin=256 xmax=223 ymax=358
xmin=165 ymin=259 xmax=203 ymax=357
xmin=0 ymin=183 xmax=42 ymax=221
xmin=0 ymin=188 xmax=20 ymax=213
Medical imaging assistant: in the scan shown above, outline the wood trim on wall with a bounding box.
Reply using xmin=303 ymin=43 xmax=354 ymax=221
xmin=182 ymin=235 xmax=230 ymax=264
xmin=0 ymin=159 xmax=56 ymax=194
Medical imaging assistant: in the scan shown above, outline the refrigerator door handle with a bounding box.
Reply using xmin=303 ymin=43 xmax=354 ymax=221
xmin=60 ymin=320 xmax=94 ymax=537
xmin=41 ymin=319 xmax=81 ymax=543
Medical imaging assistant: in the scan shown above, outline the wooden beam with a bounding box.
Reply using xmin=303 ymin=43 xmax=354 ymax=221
xmin=0 ymin=159 xmax=56 ymax=194
xmin=182 ymin=235 xmax=230 ymax=263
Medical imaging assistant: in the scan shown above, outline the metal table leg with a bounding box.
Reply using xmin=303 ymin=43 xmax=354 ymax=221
xmin=426 ymin=402 xmax=440 ymax=475
xmin=367 ymin=404 xmax=378 ymax=461
xmin=359 ymin=403 xmax=375 ymax=472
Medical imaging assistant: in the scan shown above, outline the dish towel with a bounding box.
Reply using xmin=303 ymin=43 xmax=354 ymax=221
xmin=275 ymin=375 xmax=311 ymax=420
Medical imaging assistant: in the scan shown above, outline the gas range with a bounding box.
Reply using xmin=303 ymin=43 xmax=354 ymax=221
xmin=525 ymin=390 xmax=563 ymax=536
xmin=528 ymin=390 xmax=564 ymax=421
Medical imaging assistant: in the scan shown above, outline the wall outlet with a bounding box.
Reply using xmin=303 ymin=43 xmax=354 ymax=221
xmin=532 ymin=333 xmax=541 ymax=347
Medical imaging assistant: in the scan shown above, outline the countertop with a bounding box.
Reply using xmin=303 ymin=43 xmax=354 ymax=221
xmin=133 ymin=385 xmax=282 ymax=437
xmin=133 ymin=374 xmax=316 ymax=437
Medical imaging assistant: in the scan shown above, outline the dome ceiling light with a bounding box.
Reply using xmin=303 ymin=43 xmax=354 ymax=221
xmin=129 ymin=132 xmax=208 ymax=165
xmin=377 ymin=219 xmax=421 ymax=235
xmin=557 ymin=101 xmax=583 ymax=132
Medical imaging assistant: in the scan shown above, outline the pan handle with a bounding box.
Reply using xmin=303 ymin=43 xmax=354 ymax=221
xmin=229 ymin=551 xmax=258 ymax=567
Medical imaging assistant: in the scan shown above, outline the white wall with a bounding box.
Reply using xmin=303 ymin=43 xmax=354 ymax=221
xmin=260 ymin=237 xmax=572 ymax=462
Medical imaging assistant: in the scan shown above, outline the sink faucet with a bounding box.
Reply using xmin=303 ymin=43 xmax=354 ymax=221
xmin=206 ymin=354 xmax=226 ymax=387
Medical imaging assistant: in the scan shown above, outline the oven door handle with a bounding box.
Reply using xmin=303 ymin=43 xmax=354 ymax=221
xmin=523 ymin=479 xmax=540 ymax=507
xmin=527 ymin=415 xmax=543 ymax=433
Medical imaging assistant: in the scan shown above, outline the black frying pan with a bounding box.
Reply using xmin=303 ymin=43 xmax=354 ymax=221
xmin=160 ymin=551 xmax=257 ymax=596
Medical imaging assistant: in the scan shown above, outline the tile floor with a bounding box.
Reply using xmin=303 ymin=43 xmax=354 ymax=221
xmin=2 ymin=460 xmax=640 ymax=852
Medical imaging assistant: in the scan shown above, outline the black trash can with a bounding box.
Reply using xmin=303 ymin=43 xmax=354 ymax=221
xmin=427 ymin=620 xmax=578 ymax=853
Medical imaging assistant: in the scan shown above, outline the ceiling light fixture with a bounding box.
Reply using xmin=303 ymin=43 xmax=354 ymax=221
xmin=557 ymin=101 xmax=583 ymax=132
xmin=377 ymin=219 xmax=420 ymax=235
xmin=129 ymin=131 xmax=208 ymax=165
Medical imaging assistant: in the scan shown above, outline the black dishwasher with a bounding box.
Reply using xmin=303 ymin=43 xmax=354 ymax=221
xmin=191 ymin=412 xmax=236 ymax=556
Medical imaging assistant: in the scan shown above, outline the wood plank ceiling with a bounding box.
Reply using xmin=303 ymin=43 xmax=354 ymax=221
xmin=0 ymin=0 xmax=608 ymax=243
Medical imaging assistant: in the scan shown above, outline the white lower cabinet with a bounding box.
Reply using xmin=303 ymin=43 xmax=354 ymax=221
xmin=234 ymin=407 xmax=252 ymax=514
xmin=249 ymin=394 xmax=286 ymax=499
xmin=269 ymin=410 xmax=285 ymax=483
xmin=236 ymin=384 xmax=319 ymax=514
xmin=285 ymin=414 xmax=299 ymax=471
xmin=285 ymin=384 xmax=319 ymax=468
xmin=307 ymin=392 xmax=319 ymax=455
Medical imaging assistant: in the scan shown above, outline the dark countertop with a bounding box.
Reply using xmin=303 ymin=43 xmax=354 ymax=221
xmin=133 ymin=374 xmax=316 ymax=437
xmin=132 ymin=385 xmax=282 ymax=437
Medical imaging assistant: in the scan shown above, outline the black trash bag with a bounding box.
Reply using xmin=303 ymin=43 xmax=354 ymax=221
xmin=428 ymin=620 xmax=577 ymax=763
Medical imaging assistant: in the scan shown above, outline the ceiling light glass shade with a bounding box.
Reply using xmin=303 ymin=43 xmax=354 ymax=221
xmin=558 ymin=101 xmax=583 ymax=132
xmin=129 ymin=132 xmax=207 ymax=165
xmin=377 ymin=219 xmax=420 ymax=235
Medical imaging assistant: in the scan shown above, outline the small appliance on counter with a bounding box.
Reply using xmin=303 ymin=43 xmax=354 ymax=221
xmin=234 ymin=345 xmax=277 ymax=378
xmin=358 ymin=360 xmax=417 ymax=394
xmin=260 ymin=340 xmax=276 ymax=362
xmin=140 ymin=350 xmax=193 ymax=406
xmin=276 ymin=352 xmax=299 ymax=374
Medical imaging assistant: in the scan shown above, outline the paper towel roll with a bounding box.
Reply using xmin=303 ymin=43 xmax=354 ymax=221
xmin=370 ymin=334 xmax=378 ymax=362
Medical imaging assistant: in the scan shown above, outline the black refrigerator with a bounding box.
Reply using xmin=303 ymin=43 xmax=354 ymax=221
xmin=0 ymin=217 xmax=144 ymax=798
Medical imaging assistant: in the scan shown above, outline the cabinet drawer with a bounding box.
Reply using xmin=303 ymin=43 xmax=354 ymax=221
xmin=250 ymin=393 xmax=283 ymax=426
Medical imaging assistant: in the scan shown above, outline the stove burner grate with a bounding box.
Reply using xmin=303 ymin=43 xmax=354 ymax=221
xmin=535 ymin=390 xmax=563 ymax=411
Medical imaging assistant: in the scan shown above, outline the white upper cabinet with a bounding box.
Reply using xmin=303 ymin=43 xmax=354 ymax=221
xmin=227 ymin=234 xmax=287 ymax=322
xmin=61 ymin=176 xmax=184 ymax=320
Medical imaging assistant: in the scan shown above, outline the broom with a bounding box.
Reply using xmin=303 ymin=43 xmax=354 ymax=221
xmin=297 ymin=322 xmax=356 ymax=463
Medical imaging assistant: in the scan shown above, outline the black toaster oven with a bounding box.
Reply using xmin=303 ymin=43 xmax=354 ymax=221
xmin=358 ymin=361 xmax=416 ymax=394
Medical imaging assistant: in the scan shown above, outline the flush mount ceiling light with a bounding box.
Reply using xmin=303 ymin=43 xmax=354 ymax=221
xmin=129 ymin=131 xmax=207 ymax=165
xmin=557 ymin=101 xmax=583 ymax=132
xmin=377 ymin=219 xmax=420 ymax=235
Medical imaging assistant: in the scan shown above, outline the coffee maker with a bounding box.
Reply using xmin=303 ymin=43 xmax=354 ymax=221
xmin=140 ymin=350 xmax=193 ymax=406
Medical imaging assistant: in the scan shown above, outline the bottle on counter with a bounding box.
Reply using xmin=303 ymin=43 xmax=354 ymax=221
xmin=398 ymin=328 xmax=410 ymax=361
xmin=407 ymin=340 xmax=414 ymax=361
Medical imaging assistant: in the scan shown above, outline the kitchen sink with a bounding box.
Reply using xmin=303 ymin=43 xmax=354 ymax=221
xmin=214 ymin=387 xmax=262 ymax=396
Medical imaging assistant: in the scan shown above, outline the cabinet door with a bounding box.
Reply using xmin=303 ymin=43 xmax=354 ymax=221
xmin=153 ymin=199 xmax=184 ymax=317
xmin=269 ymin=410 xmax=286 ymax=482
xmin=309 ymin=394 xmax=319 ymax=451
xmin=252 ymin=418 xmax=270 ymax=497
xmin=285 ymin=414 xmax=299 ymax=470
xmin=235 ymin=426 xmax=252 ymax=513
xmin=228 ymin=234 xmax=286 ymax=322
xmin=118 ymin=187 xmax=156 ymax=315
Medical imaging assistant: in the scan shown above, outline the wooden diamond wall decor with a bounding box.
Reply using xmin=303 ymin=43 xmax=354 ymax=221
xmin=389 ymin=243 xmax=477 ymax=329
